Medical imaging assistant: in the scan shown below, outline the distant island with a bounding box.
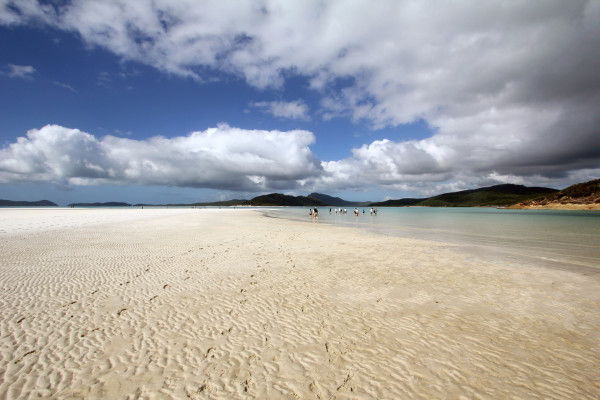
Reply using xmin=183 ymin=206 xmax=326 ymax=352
xmin=68 ymin=202 xmax=131 ymax=207
xmin=3 ymin=179 xmax=598 ymax=210
xmin=0 ymin=199 xmax=57 ymax=207
xmin=510 ymin=179 xmax=600 ymax=210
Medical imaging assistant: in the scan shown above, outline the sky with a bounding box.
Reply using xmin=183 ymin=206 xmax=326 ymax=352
xmin=0 ymin=0 xmax=599 ymax=205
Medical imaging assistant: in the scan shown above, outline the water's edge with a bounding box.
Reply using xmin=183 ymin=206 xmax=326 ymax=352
xmin=260 ymin=207 xmax=600 ymax=276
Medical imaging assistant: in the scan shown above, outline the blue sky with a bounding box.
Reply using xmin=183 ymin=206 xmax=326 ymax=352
xmin=1 ymin=1 xmax=598 ymax=205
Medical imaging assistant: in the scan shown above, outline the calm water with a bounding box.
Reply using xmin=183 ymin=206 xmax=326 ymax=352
xmin=265 ymin=207 xmax=600 ymax=271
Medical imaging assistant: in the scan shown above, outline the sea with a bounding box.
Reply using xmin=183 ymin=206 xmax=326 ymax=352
xmin=3 ymin=204 xmax=597 ymax=272
xmin=264 ymin=206 xmax=600 ymax=272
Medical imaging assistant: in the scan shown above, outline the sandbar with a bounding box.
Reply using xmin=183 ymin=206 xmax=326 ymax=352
xmin=0 ymin=208 xmax=599 ymax=399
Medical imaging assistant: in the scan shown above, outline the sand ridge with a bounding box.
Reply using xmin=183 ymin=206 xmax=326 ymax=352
xmin=0 ymin=209 xmax=599 ymax=399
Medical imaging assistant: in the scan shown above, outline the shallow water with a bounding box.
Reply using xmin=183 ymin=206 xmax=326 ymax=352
xmin=266 ymin=207 xmax=600 ymax=271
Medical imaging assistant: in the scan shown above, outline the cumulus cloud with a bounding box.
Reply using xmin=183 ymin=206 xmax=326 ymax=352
xmin=0 ymin=123 xmax=596 ymax=195
xmin=317 ymin=115 xmax=600 ymax=193
xmin=0 ymin=124 xmax=322 ymax=191
xmin=3 ymin=64 xmax=36 ymax=79
xmin=1 ymin=0 xmax=599 ymax=191
xmin=250 ymin=100 xmax=309 ymax=120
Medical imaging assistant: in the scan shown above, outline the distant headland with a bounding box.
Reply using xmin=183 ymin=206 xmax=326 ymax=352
xmin=509 ymin=179 xmax=600 ymax=210
xmin=2 ymin=179 xmax=598 ymax=210
xmin=0 ymin=199 xmax=58 ymax=207
xmin=67 ymin=202 xmax=131 ymax=207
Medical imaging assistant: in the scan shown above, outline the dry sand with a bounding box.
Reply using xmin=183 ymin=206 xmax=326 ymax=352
xmin=1 ymin=208 xmax=599 ymax=399
xmin=510 ymin=203 xmax=600 ymax=210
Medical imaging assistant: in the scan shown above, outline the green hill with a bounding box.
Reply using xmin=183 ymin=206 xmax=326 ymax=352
xmin=369 ymin=198 xmax=425 ymax=207
xmin=369 ymin=184 xmax=557 ymax=207
xmin=549 ymin=178 xmax=599 ymax=200
xmin=250 ymin=193 xmax=327 ymax=206
xmin=419 ymin=184 xmax=557 ymax=207
xmin=307 ymin=193 xmax=369 ymax=206
xmin=514 ymin=178 xmax=600 ymax=208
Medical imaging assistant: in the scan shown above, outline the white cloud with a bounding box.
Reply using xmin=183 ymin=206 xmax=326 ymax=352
xmin=250 ymin=100 xmax=309 ymax=120
xmin=315 ymin=118 xmax=600 ymax=193
xmin=1 ymin=1 xmax=599 ymax=192
xmin=0 ymin=123 xmax=596 ymax=195
xmin=3 ymin=64 xmax=36 ymax=79
xmin=0 ymin=124 xmax=322 ymax=191
xmin=52 ymin=81 xmax=77 ymax=93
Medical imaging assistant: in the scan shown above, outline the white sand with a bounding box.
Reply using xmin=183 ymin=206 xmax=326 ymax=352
xmin=0 ymin=209 xmax=599 ymax=399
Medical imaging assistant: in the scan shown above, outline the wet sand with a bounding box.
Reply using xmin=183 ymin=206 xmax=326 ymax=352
xmin=1 ymin=208 xmax=599 ymax=399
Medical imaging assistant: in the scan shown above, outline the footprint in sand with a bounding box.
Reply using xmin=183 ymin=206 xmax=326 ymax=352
xmin=80 ymin=327 xmax=100 ymax=337
xmin=14 ymin=349 xmax=36 ymax=364
xmin=220 ymin=327 xmax=233 ymax=335
xmin=336 ymin=374 xmax=353 ymax=392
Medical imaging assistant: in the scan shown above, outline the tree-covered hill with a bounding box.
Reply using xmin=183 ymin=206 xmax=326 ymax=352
xmin=418 ymin=184 xmax=557 ymax=207
xmin=250 ymin=193 xmax=327 ymax=206
xmin=513 ymin=179 xmax=599 ymax=208
xmin=369 ymin=198 xmax=425 ymax=207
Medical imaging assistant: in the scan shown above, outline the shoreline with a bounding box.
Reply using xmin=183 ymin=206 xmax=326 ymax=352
xmin=262 ymin=207 xmax=600 ymax=274
xmin=1 ymin=209 xmax=599 ymax=399
xmin=508 ymin=203 xmax=600 ymax=210
xmin=3 ymin=202 xmax=600 ymax=211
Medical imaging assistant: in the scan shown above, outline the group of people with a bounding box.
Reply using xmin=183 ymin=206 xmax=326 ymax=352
xmin=309 ymin=207 xmax=378 ymax=220
xmin=330 ymin=207 xmax=378 ymax=216
xmin=332 ymin=208 xmax=349 ymax=215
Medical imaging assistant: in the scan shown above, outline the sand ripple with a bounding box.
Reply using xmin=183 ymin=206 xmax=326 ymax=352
xmin=0 ymin=209 xmax=599 ymax=399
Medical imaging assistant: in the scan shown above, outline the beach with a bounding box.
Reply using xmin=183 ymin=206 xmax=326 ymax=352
xmin=1 ymin=208 xmax=599 ymax=399
xmin=510 ymin=203 xmax=600 ymax=211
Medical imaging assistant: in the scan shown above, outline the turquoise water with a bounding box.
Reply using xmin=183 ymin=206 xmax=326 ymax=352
xmin=265 ymin=207 xmax=600 ymax=271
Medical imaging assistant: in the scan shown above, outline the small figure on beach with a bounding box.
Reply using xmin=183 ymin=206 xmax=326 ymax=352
xmin=354 ymin=208 xmax=359 ymax=216
xmin=310 ymin=207 xmax=319 ymax=222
